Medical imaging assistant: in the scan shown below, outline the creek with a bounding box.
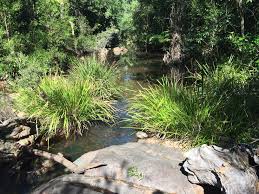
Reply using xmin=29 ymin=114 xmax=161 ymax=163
xmin=48 ymin=54 xmax=165 ymax=160
xmin=0 ymin=54 xmax=166 ymax=194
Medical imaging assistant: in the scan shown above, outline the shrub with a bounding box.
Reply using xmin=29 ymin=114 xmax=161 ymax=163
xmin=129 ymin=61 xmax=259 ymax=145
xmin=7 ymin=49 xmax=69 ymax=89
xmin=70 ymin=57 xmax=121 ymax=99
xmin=9 ymin=52 xmax=50 ymax=89
xmin=14 ymin=57 xmax=121 ymax=139
xmin=15 ymin=76 xmax=115 ymax=138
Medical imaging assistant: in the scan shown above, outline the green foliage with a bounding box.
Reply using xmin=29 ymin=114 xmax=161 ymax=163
xmin=15 ymin=76 xmax=115 ymax=138
xmin=132 ymin=0 xmax=172 ymax=50
xmin=0 ymin=0 xmax=258 ymax=147
xmin=228 ymin=33 xmax=259 ymax=65
xmin=132 ymin=0 xmax=258 ymax=59
xmin=148 ymin=31 xmax=171 ymax=47
xmin=7 ymin=49 xmax=68 ymax=89
xmin=130 ymin=61 xmax=259 ymax=145
xmin=14 ymin=57 xmax=120 ymax=138
xmin=129 ymin=78 xmax=215 ymax=145
xmin=197 ymin=60 xmax=259 ymax=140
xmin=0 ymin=64 xmax=4 ymax=78
xmin=185 ymin=0 xmax=231 ymax=58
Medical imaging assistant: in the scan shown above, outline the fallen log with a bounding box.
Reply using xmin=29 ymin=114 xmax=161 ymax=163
xmin=30 ymin=149 xmax=106 ymax=174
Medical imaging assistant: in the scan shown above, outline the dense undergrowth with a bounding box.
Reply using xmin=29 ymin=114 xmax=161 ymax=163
xmin=15 ymin=58 xmax=120 ymax=138
xmin=129 ymin=59 xmax=259 ymax=146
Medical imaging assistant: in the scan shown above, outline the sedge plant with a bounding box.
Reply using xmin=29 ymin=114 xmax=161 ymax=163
xmin=15 ymin=57 xmax=120 ymax=139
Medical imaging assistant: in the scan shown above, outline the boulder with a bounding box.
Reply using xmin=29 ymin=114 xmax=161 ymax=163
xmin=32 ymin=142 xmax=203 ymax=194
xmin=113 ymin=47 xmax=128 ymax=56
xmin=182 ymin=144 xmax=258 ymax=194
xmin=95 ymin=47 xmax=128 ymax=64
xmin=8 ymin=125 xmax=32 ymax=139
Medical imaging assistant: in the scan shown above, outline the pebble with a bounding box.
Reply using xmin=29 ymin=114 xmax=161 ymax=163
xmin=136 ymin=131 xmax=148 ymax=139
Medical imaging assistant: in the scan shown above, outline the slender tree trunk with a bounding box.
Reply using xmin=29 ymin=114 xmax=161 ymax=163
xmin=240 ymin=8 xmax=245 ymax=35
xmin=3 ymin=12 xmax=10 ymax=41
xmin=236 ymin=0 xmax=245 ymax=35
xmin=30 ymin=149 xmax=107 ymax=174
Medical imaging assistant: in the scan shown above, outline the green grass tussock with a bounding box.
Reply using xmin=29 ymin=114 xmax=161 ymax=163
xmin=15 ymin=57 xmax=119 ymax=138
xmin=129 ymin=78 xmax=217 ymax=145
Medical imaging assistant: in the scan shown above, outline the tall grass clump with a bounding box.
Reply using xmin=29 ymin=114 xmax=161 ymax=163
xmin=14 ymin=57 xmax=121 ymax=139
xmin=70 ymin=57 xmax=121 ymax=99
xmin=130 ymin=60 xmax=259 ymax=145
xmin=129 ymin=78 xmax=219 ymax=145
xmin=15 ymin=76 xmax=115 ymax=138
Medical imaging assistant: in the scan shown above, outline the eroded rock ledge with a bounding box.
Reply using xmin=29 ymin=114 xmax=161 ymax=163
xmin=32 ymin=142 xmax=259 ymax=194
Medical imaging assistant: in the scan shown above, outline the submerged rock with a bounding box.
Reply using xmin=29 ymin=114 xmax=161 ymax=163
xmin=32 ymin=142 xmax=203 ymax=194
xmin=182 ymin=144 xmax=258 ymax=194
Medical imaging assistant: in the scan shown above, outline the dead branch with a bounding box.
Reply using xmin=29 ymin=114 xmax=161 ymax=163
xmin=30 ymin=149 xmax=106 ymax=174
xmin=31 ymin=149 xmax=84 ymax=174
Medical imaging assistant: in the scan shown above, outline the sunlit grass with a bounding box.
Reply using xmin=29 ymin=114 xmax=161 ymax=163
xmin=129 ymin=78 xmax=218 ymax=145
xmin=14 ymin=57 xmax=120 ymax=139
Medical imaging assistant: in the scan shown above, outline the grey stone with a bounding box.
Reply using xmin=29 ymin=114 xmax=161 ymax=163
xmin=182 ymin=144 xmax=258 ymax=194
xmin=8 ymin=125 xmax=32 ymax=139
xmin=32 ymin=142 xmax=203 ymax=194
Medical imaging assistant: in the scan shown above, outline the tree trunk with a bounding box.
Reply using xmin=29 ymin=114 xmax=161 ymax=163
xmin=163 ymin=1 xmax=185 ymax=65
xmin=3 ymin=12 xmax=10 ymax=40
xmin=236 ymin=0 xmax=245 ymax=35
xmin=31 ymin=149 xmax=84 ymax=174
xmin=240 ymin=8 xmax=245 ymax=35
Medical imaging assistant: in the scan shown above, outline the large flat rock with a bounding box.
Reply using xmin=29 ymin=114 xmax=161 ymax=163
xmin=32 ymin=142 xmax=203 ymax=194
